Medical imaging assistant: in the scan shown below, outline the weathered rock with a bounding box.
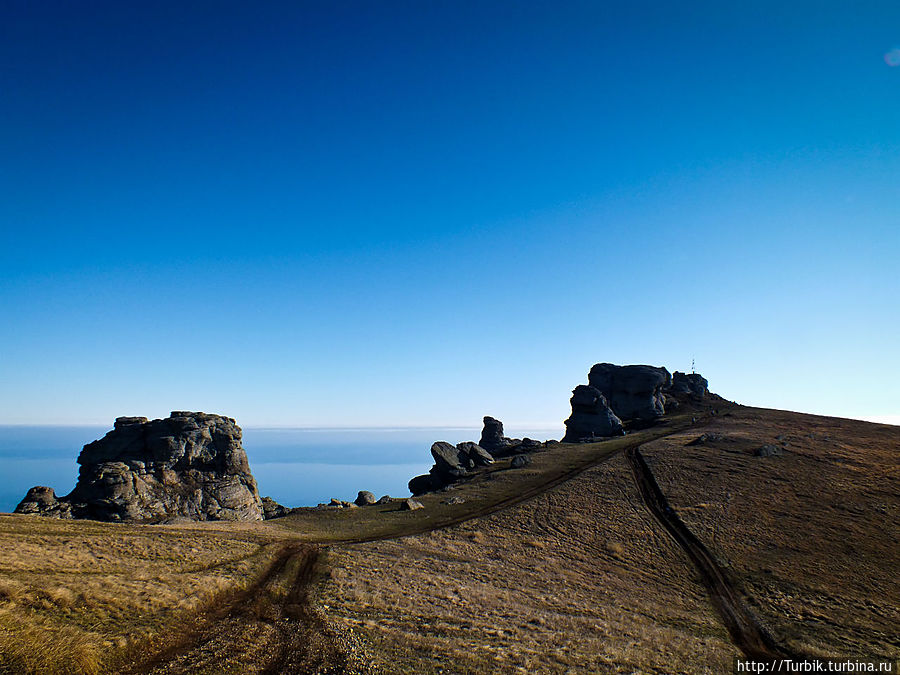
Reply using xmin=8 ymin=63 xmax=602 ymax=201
xmin=431 ymin=441 xmax=472 ymax=480
xmin=376 ymin=495 xmax=392 ymax=504
xmin=519 ymin=438 xmax=542 ymax=451
xmin=669 ymin=371 xmax=709 ymax=398
xmin=355 ymin=490 xmax=377 ymax=506
xmin=686 ymin=433 xmax=724 ymax=446
xmin=443 ymin=496 xmax=466 ymax=505
xmin=456 ymin=441 xmax=495 ymax=466
xmin=16 ymin=412 xmax=263 ymax=522
xmin=511 ymin=454 xmax=532 ymax=468
xmin=402 ymin=498 xmax=424 ymax=511
xmin=408 ymin=474 xmax=438 ymax=496
xmin=14 ymin=486 xmax=72 ymax=518
xmin=479 ymin=416 xmax=512 ymax=454
xmin=562 ymin=385 xmax=624 ymax=442
xmin=588 ymin=363 xmax=671 ymax=421
xmin=754 ymin=444 xmax=782 ymax=457
xmin=261 ymin=496 xmax=290 ymax=519
xmin=330 ymin=498 xmax=343 ymax=506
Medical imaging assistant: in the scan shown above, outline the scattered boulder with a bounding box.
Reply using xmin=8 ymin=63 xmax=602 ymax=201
xmin=443 ymin=496 xmax=466 ymax=505
xmin=402 ymin=498 xmax=424 ymax=511
xmin=355 ymin=490 xmax=377 ymax=506
xmin=686 ymin=433 xmax=724 ymax=446
xmin=754 ymin=444 xmax=782 ymax=457
xmin=15 ymin=412 xmax=264 ymax=522
xmin=376 ymin=495 xmax=392 ymax=504
xmin=511 ymin=454 xmax=532 ymax=468
xmin=519 ymin=438 xmax=542 ymax=451
xmin=261 ymin=496 xmax=290 ymax=519
xmin=669 ymin=371 xmax=709 ymax=398
xmin=588 ymin=363 xmax=671 ymax=421
xmin=562 ymin=385 xmax=624 ymax=442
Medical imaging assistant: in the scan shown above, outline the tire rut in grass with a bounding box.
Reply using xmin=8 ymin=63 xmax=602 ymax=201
xmin=625 ymin=445 xmax=807 ymax=662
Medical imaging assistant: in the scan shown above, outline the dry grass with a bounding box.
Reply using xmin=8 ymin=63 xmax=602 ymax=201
xmin=0 ymin=515 xmax=281 ymax=674
xmin=317 ymin=406 xmax=899 ymax=673
xmin=4 ymin=402 xmax=894 ymax=673
xmin=642 ymin=409 xmax=900 ymax=659
xmin=319 ymin=452 xmax=739 ymax=674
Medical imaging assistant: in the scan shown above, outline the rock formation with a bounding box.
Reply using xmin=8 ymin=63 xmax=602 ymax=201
xmin=261 ymin=496 xmax=290 ymax=519
xmin=355 ymin=490 xmax=377 ymax=506
xmin=562 ymin=385 xmax=624 ymax=442
xmin=668 ymin=371 xmax=709 ymax=398
xmin=479 ymin=416 xmax=511 ymax=454
xmin=408 ymin=439 xmax=496 ymax=495
xmin=14 ymin=412 xmax=264 ymax=522
xmin=588 ymin=363 xmax=671 ymax=421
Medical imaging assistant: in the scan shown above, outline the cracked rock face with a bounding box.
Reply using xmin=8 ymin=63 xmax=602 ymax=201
xmin=668 ymin=371 xmax=709 ymax=398
xmin=588 ymin=363 xmax=672 ymax=421
xmin=562 ymin=385 xmax=624 ymax=442
xmin=15 ymin=412 xmax=263 ymax=522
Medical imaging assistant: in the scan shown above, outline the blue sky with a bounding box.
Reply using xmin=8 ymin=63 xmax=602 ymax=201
xmin=1 ymin=1 xmax=898 ymax=426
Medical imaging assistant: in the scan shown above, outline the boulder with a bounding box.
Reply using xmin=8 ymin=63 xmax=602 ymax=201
xmin=355 ymin=490 xmax=377 ymax=506
xmin=562 ymin=385 xmax=624 ymax=442
xmin=754 ymin=444 xmax=782 ymax=457
xmin=430 ymin=441 xmax=473 ymax=480
xmin=479 ymin=416 xmax=512 ymax=455
xmin=408 ymin=474 xmax=438 ymax=496
xmin=402 ymin=498 xmax=424 ymax=511
xmin=588 ymin=363 xmax=671 ymax=421
xmin=669 ymin=371 xmax=709 ymax=398
xmin=261 ymin=496 xmax=290 ymax=519
xmin=511 ymin=454 xmax=532 ymax=468
xmin=16 ymin=412 xmax=264 ymax=522
xmin=519 ymin=438 xmax=542 ymax=451
xmin=456 ymin=441 xmax=495 ymax=467
xmin=14 ymin=486 xmax=72 ymax=518
xmin=686 ymin=433 xmax=723 ymax=446
xmin=376 ymin=495 xmax=392 ymax=504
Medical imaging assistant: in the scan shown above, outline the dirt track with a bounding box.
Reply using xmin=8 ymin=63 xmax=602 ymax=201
xmin=625 ymin=445 xmax=803 ymax=662
xmin=121 ymin=417 xmax=808 ymax=673
xmin=117 ymin=543 xmax=365 ymax=675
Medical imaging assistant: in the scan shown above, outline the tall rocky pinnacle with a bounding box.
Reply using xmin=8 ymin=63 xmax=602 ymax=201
xmin=14 ymin=412 xmax=264 ymax=522
xmin=562 ymin=385 xmax=624 ymax=442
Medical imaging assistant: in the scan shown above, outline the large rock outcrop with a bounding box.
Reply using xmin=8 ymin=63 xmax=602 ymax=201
xmin=668 ymin=371 xmax=709 ymax=399
xmin=14 ymin=412 xmax=264 ymax=522
xmin=588 ymin=363 xmax=671 ymax=421
xmin=562 ymin=385 xmax=624 ymax=442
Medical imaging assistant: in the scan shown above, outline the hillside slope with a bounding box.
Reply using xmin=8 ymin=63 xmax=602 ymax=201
xmin=319 ymin=407 xmax=899 ymax=673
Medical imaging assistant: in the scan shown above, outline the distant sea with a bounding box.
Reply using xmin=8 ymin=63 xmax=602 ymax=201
xmin=0 ymin=425 xmax=562 ymax=513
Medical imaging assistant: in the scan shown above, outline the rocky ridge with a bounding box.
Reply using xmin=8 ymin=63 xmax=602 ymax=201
xmin=407 ymin=362 xmax=712 ymax=495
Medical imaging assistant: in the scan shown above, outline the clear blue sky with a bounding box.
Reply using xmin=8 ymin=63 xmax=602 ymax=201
xmin=1 ymin=1 xmax=898 ymax=427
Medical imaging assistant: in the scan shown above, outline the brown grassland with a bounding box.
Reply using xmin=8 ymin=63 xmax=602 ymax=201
xmin=0 ymin=402 xmax=897 ymax=673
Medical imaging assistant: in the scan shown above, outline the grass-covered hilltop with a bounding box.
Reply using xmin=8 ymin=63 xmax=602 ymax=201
xmin=1 ymin=363 xmax=897 ymax=674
